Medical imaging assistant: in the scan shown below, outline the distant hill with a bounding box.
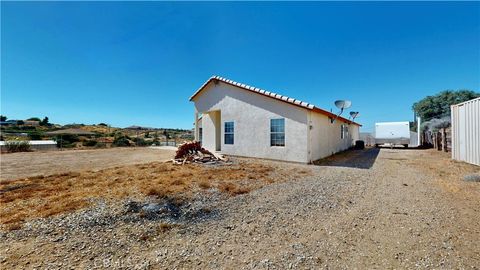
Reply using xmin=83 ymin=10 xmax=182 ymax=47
xmin=0 ymin=117 xmax=193 ymax=146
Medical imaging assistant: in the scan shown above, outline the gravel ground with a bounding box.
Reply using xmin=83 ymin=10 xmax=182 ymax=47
xmin=1 ymin=148 xmax=479 ymax=269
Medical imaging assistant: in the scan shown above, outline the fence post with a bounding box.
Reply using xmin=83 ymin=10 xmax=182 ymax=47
xmin=442 ymin=128 xmax=447 ymax=152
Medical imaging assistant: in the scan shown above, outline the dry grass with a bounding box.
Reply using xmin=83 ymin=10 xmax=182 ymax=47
xmin=0 ymin=160 xmax=308 ymax=230
xmin=406 ymin=150 xmax=480 ymax=200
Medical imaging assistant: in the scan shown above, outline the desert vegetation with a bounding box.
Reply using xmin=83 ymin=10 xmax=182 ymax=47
xmin=0 ymin=160 xmax=304 ymax=231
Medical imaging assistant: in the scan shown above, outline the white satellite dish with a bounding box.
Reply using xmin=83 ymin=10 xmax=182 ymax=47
xmin=331 ymin=100 xmax=352 ymax=123
xmin=335 ymin=100 xmax=352 ymax=110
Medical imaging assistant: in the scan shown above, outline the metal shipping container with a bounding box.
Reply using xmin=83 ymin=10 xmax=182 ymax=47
xmin=451 ymin=97 xmax=480 ymax=166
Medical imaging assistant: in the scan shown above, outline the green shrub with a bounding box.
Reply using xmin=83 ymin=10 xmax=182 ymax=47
xmin=95 ymin=142 xmax=107 ymax=148
xmin=28 ymin=131 xmax=43 ymax=140
xmin=112 ymin=136 xmax=131 ymax=147
xmin=82 ymin=140 xmax=98 ymax=147
xmin=55 ymin=134 xmax=79 ymax=148
xmin=134 ymin=137 xmax=150 ymax=146
xmin=4 ymin=140 xmax=31 ymax=152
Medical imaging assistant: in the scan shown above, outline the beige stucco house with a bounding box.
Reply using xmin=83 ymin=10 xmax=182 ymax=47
xmin=191 ymin=76 xmax=361 ymax=163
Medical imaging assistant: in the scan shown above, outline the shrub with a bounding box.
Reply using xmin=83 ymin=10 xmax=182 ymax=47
xmin=4 ymin=140 xmax=31 ymax=153
xmin=113 ymin=136 xmax=131 ymax=147
xmin=95 ymin=142 xmax=107 ymax=148
xmin=28 ymin=131 xmax=43 ymax=140
xmin=82 ymin=140 xmax=98 ymax=147
xmin=54 ymin=134 xmax=79 ymax=148
xmin=134 ymin=137 xmax=150 ymax=146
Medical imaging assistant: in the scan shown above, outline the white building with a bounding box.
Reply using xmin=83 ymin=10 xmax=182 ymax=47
xmin=191 ymin=76 xmax=361 ymax=163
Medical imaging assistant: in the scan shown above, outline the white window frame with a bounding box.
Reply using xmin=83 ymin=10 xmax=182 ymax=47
xmin=224 ymin=121 xmax=234 ymax=145
xmin=270 ymin=118 xmax=285 ymax=147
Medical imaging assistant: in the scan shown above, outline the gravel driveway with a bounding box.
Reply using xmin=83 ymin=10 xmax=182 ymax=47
xmin=1 ymin=148 xmax=479 ymax=269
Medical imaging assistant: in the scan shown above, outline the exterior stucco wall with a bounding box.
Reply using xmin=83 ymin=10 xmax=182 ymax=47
xmin=309 ymin=112 xmax=360 ymax=161
xmin=194 ymin=81 xmax=309 ymax=163
xmin=201 ymin=112 xmax=219 ymax=152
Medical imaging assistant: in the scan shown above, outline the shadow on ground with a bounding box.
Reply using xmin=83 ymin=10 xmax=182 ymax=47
xmin=313 ymin=147 xmax=380 ymax=169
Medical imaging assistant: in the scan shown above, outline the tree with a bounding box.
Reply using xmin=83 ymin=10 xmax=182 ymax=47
xmin=27 ymin=117 xmax=41 ymax=122
xmin=412 ymin=90 xmax=479 ymax=122
xmin=40 ymin=116 xmax=49 ymax=126
xmin=163 ymin=130 xmax=170 ymax=140
xmin=0 ymin=115 xmax=7 ymax=121
xmin=28 ymin=131 xmax=43 ymax=140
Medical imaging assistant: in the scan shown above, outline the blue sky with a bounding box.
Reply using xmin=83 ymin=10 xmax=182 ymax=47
xmin=1 ymin=2 xmax=479 ymax=131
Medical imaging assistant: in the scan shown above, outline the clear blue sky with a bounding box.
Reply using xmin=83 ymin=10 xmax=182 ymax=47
xmin=1 ymin=2 xmax=479 ymax=131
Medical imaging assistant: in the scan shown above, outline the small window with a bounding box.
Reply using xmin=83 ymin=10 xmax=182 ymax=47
xmin=341 ymin=124 xmax=348 ymax=139
xmin=224 ymin=121 xmax=234 ymax=145
xmin=270 ymin=118 xmax=285 ymax=146
xmin=199 ymin=128 xmax=203 ymax=144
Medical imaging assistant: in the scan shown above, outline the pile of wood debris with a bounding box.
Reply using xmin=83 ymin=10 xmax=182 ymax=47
xmin=170 ymin=141 xmax=229 ymax=165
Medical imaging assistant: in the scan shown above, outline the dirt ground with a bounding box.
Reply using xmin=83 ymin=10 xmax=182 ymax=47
xmin=1 ymin=148 xmax=479 ymax=269
xmin=0 ymin=147 xmax=176 ymax=181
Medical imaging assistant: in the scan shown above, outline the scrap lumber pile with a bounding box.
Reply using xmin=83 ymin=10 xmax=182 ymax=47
xmin=170 ymin=141 xmax=229 ymax=165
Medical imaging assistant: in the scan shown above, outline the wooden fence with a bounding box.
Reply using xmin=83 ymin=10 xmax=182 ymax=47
xmin=422 ymin=128 xmax=451 ymax=152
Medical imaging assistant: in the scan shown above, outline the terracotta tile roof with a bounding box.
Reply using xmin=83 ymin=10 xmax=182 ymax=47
xmin=190 ymin=76 xmax=361 ymax=126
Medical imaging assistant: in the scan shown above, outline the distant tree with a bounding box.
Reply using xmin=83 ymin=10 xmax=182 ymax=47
xmin=17 ymin=120 xmax=24 ymax=125
xmin=163 ymin=130 xmax=170 ymax=140
xmin=0 ymin=115 xmax=7 ymax=121
xmin=28 ymin=131 xmax=43 ymax=140
xmin=98 ymin=123 xmax=108 ymax=127
xmin=144 ymin=131 xmax=150 ymax=138
xmin=40 ymin=116 xmax=49 ymax=126
xmin=412 ymin=90 xmax=479 ymax=122
xmin=27 ymin=117 xmax=41 ymax=122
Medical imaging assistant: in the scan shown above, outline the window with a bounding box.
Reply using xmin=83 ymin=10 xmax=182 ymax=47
xmin=199 ymin=128 xmax=203 ymax=144
xmin=341 ymin=124 xmax=348 ymax=139
xmin=224 ymin=121 xmax=234 ymax=144
xmin=270 ymin=118 xmax=285 ymax=146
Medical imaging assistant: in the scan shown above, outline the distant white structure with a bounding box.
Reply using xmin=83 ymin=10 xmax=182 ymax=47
xmin=190 ymin=76 xmax=361 ymax=163
xmin=0 ymin=140 xmax=57 ymax=151
xmin=451 ymin=97 xmax=480 ymax=166
xmin=374 ymin=122 xmax=411 ymax=147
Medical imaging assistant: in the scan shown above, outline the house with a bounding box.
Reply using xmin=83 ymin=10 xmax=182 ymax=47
xmin=190 ymin=76 xmax=361 ymax=163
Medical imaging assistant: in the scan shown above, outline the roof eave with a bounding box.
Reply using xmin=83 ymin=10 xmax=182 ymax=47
xmin=190 ymin=76 xmax=362 ymax=127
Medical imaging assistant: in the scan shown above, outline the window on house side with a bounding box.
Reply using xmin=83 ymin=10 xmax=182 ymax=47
xmin=270 ymin=118 xmax=285 ymax=146
xmin=341 ymin=124 xmax=347 ymax=139
xmin=224 ymin=122 xmax=234 ymax=145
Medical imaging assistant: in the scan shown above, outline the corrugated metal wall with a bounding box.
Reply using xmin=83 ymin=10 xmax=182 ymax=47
xmin=451 ymin=97 xmax=480 ymax=166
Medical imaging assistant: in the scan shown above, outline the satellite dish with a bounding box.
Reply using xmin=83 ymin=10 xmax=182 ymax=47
xmin=335 ymin=100 xmax=352 ymax=110
xmin=331 ymin=100 xmax=352 ymax=123
xmin=349 ymin=111 xmax=360 ymax=121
